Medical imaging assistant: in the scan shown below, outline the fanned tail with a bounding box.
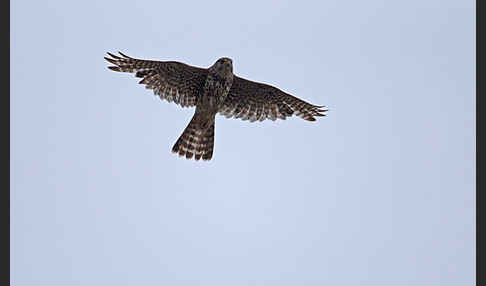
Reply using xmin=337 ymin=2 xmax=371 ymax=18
xmin=172 ymin=115 xmax=215 ymax=161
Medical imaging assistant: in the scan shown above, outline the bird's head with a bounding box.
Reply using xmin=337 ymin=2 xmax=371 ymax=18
xmin=210 ymin=57 xmax=233 ymax=77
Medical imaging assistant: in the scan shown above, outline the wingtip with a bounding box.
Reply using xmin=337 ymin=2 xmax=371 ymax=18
xmin=106 ymin=52 xmax=121 ymax=59
xmin=302 ymin=116 xmax=317 ymax=122
xmin=104 ymin=57 xmax=118 ymax=65
xmin=118 ymin=51 xmax=131 ymax=58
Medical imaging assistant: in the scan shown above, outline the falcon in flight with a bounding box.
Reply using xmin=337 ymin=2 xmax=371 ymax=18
xmin=105 ymin=52 xmax=328 ymax=161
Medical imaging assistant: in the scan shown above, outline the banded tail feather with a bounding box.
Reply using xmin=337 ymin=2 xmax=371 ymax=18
xmin=172 ymin=115 xmax=215 ymax=161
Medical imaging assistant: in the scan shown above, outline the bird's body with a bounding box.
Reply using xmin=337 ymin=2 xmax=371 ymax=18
xmin=105 ymin=52 xmax=327 ymax=161
xmin=171 ymin=58 xmax=234 ymax=160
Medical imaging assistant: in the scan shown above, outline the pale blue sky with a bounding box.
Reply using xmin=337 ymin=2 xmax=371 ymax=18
xmin=11 ymin=1 xmax=475 ymax=285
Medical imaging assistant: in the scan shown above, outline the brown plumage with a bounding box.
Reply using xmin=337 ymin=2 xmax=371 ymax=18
xmin=105 ymin=52 xmax=328 ymax=161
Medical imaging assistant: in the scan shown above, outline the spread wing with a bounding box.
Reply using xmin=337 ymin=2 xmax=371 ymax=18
xmin=105 ymin=52 xmax=208 ymax=108
xmin=219 ymin=76 xmax=328 ymax=122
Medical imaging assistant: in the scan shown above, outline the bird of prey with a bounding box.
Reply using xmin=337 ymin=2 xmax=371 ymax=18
xmin=105 ymin=52 xmax=328 ymax=161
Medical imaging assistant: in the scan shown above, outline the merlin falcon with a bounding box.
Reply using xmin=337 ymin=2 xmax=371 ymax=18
xmin=105 ymin=52 xmax=328 ymax=161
